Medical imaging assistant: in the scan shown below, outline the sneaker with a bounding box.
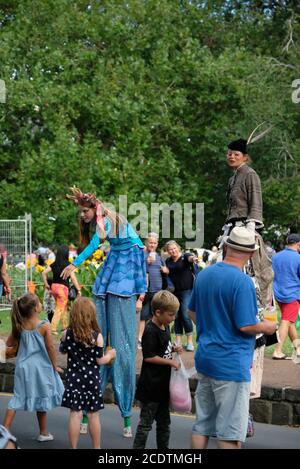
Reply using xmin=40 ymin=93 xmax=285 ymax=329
xmin=292 ymin=350 xmax=300 ymax=364
xmin=272 ymin=353 xmax=287 ymax=360
xmin=80 ymin=423 xmax=88 ymax=434
xmin=123 ymin=426 xmax=132 ymax=438
xmin=37 ymin=433 xmax=54 ymax=442
xmin=186 ymin=343 xmax=194 ymax=352
xmin=137 ymin=339 xmax=142 ymax=350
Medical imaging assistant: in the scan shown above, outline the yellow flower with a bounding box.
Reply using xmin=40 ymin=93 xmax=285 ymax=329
xmin=35 ymin=265 xmax=45 ymax=273
xmin=26 ymin=255 xmax=37 ymax=269
xmin=45 ymin=259 xmax=54 ymax=265
xmin=92 ymin=249 xmax=103 ymax=260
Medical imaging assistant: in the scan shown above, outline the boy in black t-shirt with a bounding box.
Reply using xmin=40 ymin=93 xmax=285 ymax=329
xmin=133 ymin=290 xmax=182 ymax=449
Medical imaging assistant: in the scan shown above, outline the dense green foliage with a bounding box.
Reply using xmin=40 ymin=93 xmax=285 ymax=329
xmin=0 ymin=0 xmax=299 ymax=248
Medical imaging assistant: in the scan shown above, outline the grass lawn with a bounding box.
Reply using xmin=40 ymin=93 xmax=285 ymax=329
xmin=0 ymin=309 xmax=14 ymax=337
xmin=0 ymin=309 xmax=49 ymax=338
xmin=171 ymin=307 xmax=300 ymax=358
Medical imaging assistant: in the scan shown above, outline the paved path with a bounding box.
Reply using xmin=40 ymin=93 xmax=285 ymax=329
xmin=1 ymin=394 xmax=299 ymax=449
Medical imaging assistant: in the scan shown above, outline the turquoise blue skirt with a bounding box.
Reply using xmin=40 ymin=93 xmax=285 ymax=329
xmin=93 ymin=245 xmax=147 ymax=297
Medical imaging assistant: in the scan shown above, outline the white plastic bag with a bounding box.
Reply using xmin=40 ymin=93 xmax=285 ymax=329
xmin=169 ymin=354 xmax=196 ymax=412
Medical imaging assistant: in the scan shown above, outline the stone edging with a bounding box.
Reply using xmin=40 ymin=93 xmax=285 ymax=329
xmin=250 ymin=385 xmax=300 ymax=426
xmin=1 ymin=364 xmax=299 ymax=426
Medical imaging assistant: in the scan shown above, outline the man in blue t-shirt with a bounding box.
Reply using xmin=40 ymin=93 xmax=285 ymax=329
xmin=272 ymin=233 xmax=300 ymax=360
xmin=188 ymin=227 xmax=276 ymax=449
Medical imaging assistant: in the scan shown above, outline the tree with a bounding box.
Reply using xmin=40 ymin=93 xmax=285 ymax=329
xmin=0 ymin=1 xmax=299 ymax=247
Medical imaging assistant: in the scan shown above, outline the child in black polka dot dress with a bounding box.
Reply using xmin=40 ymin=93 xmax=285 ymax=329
xmin=59 ymin=296 xmax=116 ymax=449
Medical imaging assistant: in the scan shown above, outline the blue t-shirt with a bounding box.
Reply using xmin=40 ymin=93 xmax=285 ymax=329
xmin=189 ymin=262 xmax=257 ymax=382
xmin=73 ymin=218 xmax=144 ymax=267
xmin=145 ymin=252 xmax=165 ymax=292
xmin=272 ymin=248 xmax=300 ymax=303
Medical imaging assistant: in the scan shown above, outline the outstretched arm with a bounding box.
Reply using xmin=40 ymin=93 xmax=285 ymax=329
xmin=41 ymin=266 xmax=52 ymax=289
xmin=240 ymin=320 xmax=277 ymax=336
xmin=61 ymin=231 xmax=101 ymax=280
xmin=72 ymin=232 xmax=101 ymax=267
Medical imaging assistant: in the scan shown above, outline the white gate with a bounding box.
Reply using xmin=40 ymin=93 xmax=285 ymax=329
xmin=0 ymin=214 xmax=32 ymax=309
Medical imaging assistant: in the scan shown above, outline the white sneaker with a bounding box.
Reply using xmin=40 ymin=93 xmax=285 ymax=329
xmin=80 ymin=423 xmax=88 ymax=434
xmin=37 ymin=433 xmax=54 ymax=442
xmin=123 ymin=426 xmax=132 ymax=438
xmin=186 ymin=343 xmax=194 ymax=352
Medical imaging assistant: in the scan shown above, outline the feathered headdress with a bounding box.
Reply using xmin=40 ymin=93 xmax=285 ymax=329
xmin=66 ymin=186 xmax=98 ymax=207
xmin=247 ymin=122 xmax=273 ymax=145
xmin=66 ymin=186 xmax=105 ymax=235
xmin=228 ymin=122 xmax=273 ymax=154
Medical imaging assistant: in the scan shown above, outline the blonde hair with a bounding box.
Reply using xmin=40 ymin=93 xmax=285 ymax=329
xmin=164 ymin=240 xmax=181 ymax=252
xmin=69 ymin=296 xmax=100 ymax=346
xmin=243 ymin=154 xmax=252 ymax=164
xmin=11 ymin=294 xmax=39 ymax=341
xmin=151 ymin=290 xmax=180 ymax=314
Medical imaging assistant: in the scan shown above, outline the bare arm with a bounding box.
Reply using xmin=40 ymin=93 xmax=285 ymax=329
xmin=187 ymin=255 xmax=197 ymax=263
xmin=70 ymin=271 xmax=81 ymax=294
xmin=61 ymin=263 xmax=76 ymax=280
xmin=160 ymin=265 xmax=169 ymax=274
xmin=95 ymin=333 xmax=116 ymax=365
xmin=59 ymin=330 xmax=67 ymax=354
xmin=1 ymin=262 xmax=10 ymax=288
xmin=144 ymin=356 xmax=180 ymax=369
xmin=188 ymin=309 xmax=196 ymax=324
xmin=40 ymin=322 xmax=58 ymax=370
xmin=41 ymin=266 xmax=52 ymax=289
xmin=6 ymin=334 xmax=18 ymax=348
xmin=240 ymin=320 xmax=277 ymax=336
xmin=1 ymin=262 xmax=11 ymax=299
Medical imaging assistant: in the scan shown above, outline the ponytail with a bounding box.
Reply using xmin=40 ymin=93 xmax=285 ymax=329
xmin=11 ymin=294 xmax=38 ymax=340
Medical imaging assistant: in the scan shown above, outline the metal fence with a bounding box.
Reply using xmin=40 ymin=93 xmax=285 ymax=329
xmin=0 ymin=214 xmax=32 ymax=310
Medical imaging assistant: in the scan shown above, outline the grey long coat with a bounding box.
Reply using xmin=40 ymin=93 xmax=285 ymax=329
xmin=226 ymin=163 xmax=263 ymax=227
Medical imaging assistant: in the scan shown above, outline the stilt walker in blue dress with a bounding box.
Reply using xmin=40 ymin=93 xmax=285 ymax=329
xmin=62 ymin=187 xmax=147 ymax=437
